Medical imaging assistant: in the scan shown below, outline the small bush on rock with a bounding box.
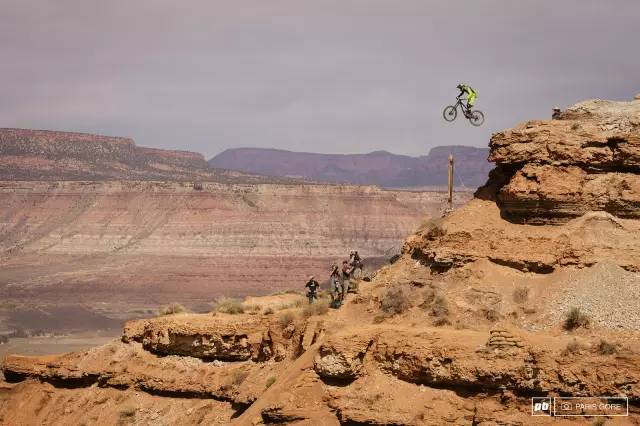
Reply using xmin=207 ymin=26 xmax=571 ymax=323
xmin=215 ymin=297 xmax=245 ymax=314
xmin=119 ymin=403 xmax=137 ymax=420
xmin=244 ymin=304 xmax=261 ymax=314
xmin=431 ymin=294 xmax=450 ymax=318
xmin=483 ymin=309 xmax=500 ymax=322
xmin=380 ymin=287 xmax=411 ymax=315
xmin=433 ymin=316 xmax=451 ymax=327
xmin=158 ymin=303 xmax=187 ymax=316
xmin=596 ymin=339 xmax=617 ymax=355
xmin=422 ymin=287 xmax=436 ymax=306
xmin=302 ymin=300 xmax=329 ymax=318
xmin=373 ymin=314 xmax=387 ymax=324
xmin=265 ymin=376 xmax=276 ymax=388
xmin=512 ymin=287 xmax=529 ymax=304
xmin=563 ymin=339 xmax=586 ymax=355
xmin=231 ymin=368 xmax=249 ymax=386
xmin=278 ymin=311 xmax=296 ymax=329
xmin=564 ymin=307 xmax=590 ymax=330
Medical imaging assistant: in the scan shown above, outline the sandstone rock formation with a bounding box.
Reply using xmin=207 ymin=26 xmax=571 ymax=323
xmin=2 ymin=280 xmax=639 ymax=424
xmin=488 ymin=99 xmax=640 ymax=224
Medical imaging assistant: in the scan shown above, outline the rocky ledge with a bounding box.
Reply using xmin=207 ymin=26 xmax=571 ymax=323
xmin=487 ymin=99 xmax=640 ymax=224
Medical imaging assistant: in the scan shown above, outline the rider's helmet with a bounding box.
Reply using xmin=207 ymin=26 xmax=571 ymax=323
xmin=309 ymin=276 xmax=314 ymax=281
xmin=457 ymin=83 xmax=465 ymax=90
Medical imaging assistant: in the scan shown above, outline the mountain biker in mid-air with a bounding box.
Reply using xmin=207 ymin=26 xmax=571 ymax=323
xmin=443 ymin=84 xmax=484 ymax=126
xmin=457 ymin=83 xmax=477 ymax=113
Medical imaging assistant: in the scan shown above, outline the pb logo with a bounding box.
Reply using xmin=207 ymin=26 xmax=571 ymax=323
xmin=531 ymin=397 xmax=553 ymax=416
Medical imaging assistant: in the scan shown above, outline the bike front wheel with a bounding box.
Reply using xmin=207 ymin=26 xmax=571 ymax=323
xmin=443 ymin=105 xmax=457 ymax=122
xmin=469 ymin=110 xmax=485 ymax=126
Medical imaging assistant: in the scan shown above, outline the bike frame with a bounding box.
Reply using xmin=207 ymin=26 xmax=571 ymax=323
xmin=454 ymin=98 xmax=472 ymax=116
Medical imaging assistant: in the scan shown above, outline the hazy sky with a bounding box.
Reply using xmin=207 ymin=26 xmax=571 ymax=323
xmin=2 ymin=1 xmax=638 ymax=158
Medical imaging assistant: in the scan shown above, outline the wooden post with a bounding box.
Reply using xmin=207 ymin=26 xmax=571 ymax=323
xmin=448 ymin=154 xmax=454 ymax=210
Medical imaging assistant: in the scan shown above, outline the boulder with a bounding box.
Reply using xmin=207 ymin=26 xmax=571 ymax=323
xmin=486 ymin=99 xmax=640 ymax=223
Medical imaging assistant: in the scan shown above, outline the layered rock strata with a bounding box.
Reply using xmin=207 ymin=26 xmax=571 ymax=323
xmin=0 ymin=181 xmax=468 ymax=303
xmin=488 ymin=99 xmax=640 ymax=223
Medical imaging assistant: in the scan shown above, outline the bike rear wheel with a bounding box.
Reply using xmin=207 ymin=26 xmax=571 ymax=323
xmin=443 ymin=105 xmax=457 ymax=122
xmin=469 ymin=110 xmax=485 ymax=126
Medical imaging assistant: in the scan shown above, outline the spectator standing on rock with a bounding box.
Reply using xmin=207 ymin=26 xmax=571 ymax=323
xmin=305 ymin=276 xmax=319 ymax=304
xmin=349 ymin=250 xmax=363 ymax=277
xmin=341 ymin=260 xmax=352 ymax=300
xmin=349 ymin=250 xmax=362 ymax=268
xmin=329 ymin=265 xmax=342 ymax=304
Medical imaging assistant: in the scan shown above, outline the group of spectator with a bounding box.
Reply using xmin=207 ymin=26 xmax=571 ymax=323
xmin=305 ymin=250 xmax=363 ymax=307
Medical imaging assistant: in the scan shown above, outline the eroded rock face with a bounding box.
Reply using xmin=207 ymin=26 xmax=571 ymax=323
xmin=317 ymin=329 xmax=640 ymax=400
xmin=403 ymin=198 xmax=640 ymax=273
xmin=314 ymin=335 xmax=373 ymax=380
xmin=486 ymin=99 xmax=640 ymax=223
xmin=499 ymin=164 xmax=640 ymax=223
xmin=139 ymin=315 xmax=267 ymax=361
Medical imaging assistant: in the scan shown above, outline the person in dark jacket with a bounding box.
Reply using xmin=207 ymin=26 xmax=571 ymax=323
xmin=305 ymin=276 xmax=319 ymax=303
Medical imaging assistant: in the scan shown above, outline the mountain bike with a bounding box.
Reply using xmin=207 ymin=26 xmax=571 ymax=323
xmin=443 ymin=98 xmax=485 ymax=126
xmin=307 ymin=290 xmax=318 ymax=304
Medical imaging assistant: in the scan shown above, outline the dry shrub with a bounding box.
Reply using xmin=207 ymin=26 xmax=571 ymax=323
xmin=563 ymin=339 xmax=586 ymax=355
xmin=278 ymin=311 xmax=296 ymax=329
xmin=119 ymin=403 xmax=137 ymax=420
xmin=483 ymin=309 xmax=500 ymax=322
xmin=317 ymin=290 xmax=331 ymax=300
xmin=431 ymin=294 xmax=449 ymax=318
xmin=420 ymin=289 xmax=450 ymax=325
xmin=231 ymin=368 xmax=250 ymax=386
xmin=244 ymin=304 xmax=261 ymax=314
xmin=302 ymin=300 xmax=329 ymax=318
xmin=422 ymin=287 xmax=436 ymax=305
xmin=263 ymin=307 xmax=274 ymax=315
xmin=215 ymin=297 xmax=245 ymax=314
xmin=95 ymin=395 xmax=110 ymax=405
xmin=265 ymin=376 xmax=276 ymax=389
xmin=454 ymin=320 xmax=468 ymax=330
xmin=380 ymin=287 xmax=411 ymax=315
xmin=564 ymin=307 xmax=590 ymax=330
xmin=418 ymin=218 xmax=446 ymax=239
xmin=373 ymin=314 xmax=387 ymax=324
xmin=433 ymin=316 xmax=451 ymax=327
xmin=512 ymin=287 xmax=529 ymax=304
xmin=596 ymin=339 xmax=617 ymax=355
xmin=276 ymin=297 xmax=305 ymax=311
xmin=158 ymin=303 xmax=187 ymax=316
